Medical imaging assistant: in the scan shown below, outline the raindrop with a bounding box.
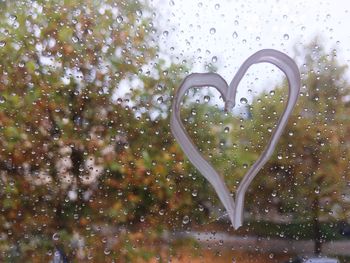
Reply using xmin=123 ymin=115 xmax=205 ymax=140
xmin=0 ymin=41 xmax=6 ymax=48
xmin=240 ymin=97 xmax=248 ymax=104
xmin=9 ymin=15 xmax=17 ymax=21
xmin=136 ymin=10 xmax=142 ymax=17
xmin=192 ymin=189 xmax=198 ymax=197
xmin=0 ymin=96 xmax=5 ymax=104
xmin=163 ymin=30 xmax=169 ymax=37
xmin=214 ymin=3 xmax=220 ymax=10
xmin=209 ymin=28 xmax=216 ymax=34
xmin=232 ymin=31 xmax=238 ymax=39
xmin=283 ymin=34 xmax=289 ymax=40
xmin=117 ymin=15 xmax=123 ymax=23
xmin=52 ymin=233 xmax=60 ymax=241
xmin=72 ymin=35 xmax=79 ymax=43
xmin=182 ymin=215 xmax=190 ymax=224
xmin=211 ymin=56 xmax=217 ymax=63
xmin=156 ymin=96 xmax=163 ymax=104
xmin=204 ymin=95 xmax=210 ymax=103
xmin=224 ymin=127 xmax=230 ymax=133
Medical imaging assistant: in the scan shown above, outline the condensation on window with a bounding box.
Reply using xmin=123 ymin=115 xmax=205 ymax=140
xmin=0 ymin=0 xmax=349 ymax=262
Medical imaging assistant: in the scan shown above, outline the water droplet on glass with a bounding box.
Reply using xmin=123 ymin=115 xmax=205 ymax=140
xmin=224 ymin=127 xmax=230 ymax=133
xmin=204 ymin=95 xmax=210 ymax=103
xmin=240 ymin=97 xmax=248 ymax=104
xmin=283 ymin=34 xmax=289 ymax=40
xmin=136 ymin=10 xmax=142 ymax=17
xmin=52 ymin=233 xmax=60 ymax=241
xmin=0 ymin=96 xmax=5 ymax=104
xmin=209 ymin=28 xmax=216 ymax=34
xmin=182 ymin=215 xmax=190 ymax=224
xmin=0 ymin=41 xmax=6 ymax=48
xmin=117 ymin=15 xmax=123 ymax=23
xmin=277 ymin=154 xmax=283 ymax=160
xmin=211 ymin=56 xmax=217 ymax=63
xmin=215 ymin=3 xmax=220 ymax=9
xmin=232 ymin=31 xmax=238 ymax=39
xmin=163 ymin=30 xmax=169 ymax=37
xmin=72 ymin=35 xmax=79 ymax=43
xmin=157 ymin=96 xmax=163 ymax=104
xmin=9 ymin=15 xmax=17 ymax=21
xmin=192 ymin=189 xmax=198 ymax=197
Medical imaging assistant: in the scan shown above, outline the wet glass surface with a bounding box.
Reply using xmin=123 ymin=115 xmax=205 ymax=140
xmin=0 ymin=0 xmax=350 ymax=262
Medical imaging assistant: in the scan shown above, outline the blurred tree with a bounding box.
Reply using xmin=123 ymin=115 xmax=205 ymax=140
xmin=0 ymin=0 xmax=193 ymax=261
xmin=240 ymin=40 xmax=350 ymax=254
xmin=1 ymin=0 xmax=350 ymax=260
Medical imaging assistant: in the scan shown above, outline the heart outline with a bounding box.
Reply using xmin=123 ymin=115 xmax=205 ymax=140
xmin=170 ymin=49 xmax=300 ymax=229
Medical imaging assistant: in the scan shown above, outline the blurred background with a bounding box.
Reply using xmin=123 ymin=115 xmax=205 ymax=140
xmin=1 ymin=0 xmax=350 ymax=262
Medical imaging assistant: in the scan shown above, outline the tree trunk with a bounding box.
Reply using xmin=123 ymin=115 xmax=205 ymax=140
xmin=312 ymin=194 xmax=322 ymax=255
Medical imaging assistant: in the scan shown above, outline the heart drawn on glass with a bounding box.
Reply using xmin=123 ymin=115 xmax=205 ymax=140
xmin=170 ymin=49 xmax=301 ymax=229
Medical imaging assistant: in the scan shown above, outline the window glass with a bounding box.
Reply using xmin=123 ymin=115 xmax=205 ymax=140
xmin=0 ymin=0 xmax=350 ymax=262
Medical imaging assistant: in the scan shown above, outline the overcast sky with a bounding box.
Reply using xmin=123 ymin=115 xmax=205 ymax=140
xmin=150 ymin=0 xmax=350 ymax=104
